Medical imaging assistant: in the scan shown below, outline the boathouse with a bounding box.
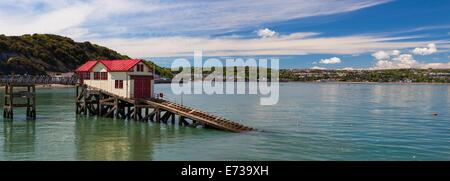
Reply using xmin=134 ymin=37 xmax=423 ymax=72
xmin=75 ymin=59 xmax=154 ymax=98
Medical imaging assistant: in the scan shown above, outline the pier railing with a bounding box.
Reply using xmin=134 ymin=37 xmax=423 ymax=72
xmin=0 ymin=75 xmax=78 ymax=85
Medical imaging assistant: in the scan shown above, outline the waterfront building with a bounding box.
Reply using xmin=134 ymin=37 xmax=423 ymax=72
xmin=75 ymin=59 xmax=155 ymax=98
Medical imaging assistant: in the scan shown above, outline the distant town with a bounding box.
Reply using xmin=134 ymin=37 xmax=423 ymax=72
xmin=280 ymin=69 xmax=450 ymax=83
xmin=7 ymin=66 xmax=450 ymax=84
xmin=169 ymin=67 xmax=450 ymax=84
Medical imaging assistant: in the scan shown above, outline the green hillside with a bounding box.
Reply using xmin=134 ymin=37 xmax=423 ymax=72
xmin=0 ymin=34 xmax=172 ymax=77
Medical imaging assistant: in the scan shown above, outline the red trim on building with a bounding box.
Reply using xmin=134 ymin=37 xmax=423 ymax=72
xmin=75 ymin=59 xmax=153 ymax=73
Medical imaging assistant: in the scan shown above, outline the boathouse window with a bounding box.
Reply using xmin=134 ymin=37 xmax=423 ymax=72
xmin=81 ymin=72 xmax=90 ymax=80
xmin=137 ymin=64 xmax=144 ymax=72
xmin=94 ymin=72 xmax=101 ymax=80
xmin=115 ymin=80 xmax=123 ymax=89
xmin=101 ymin=72 xmax=108 ymax=80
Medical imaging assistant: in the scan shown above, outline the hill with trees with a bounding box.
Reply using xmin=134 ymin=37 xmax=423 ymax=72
xmin=0 ymin=34 xmax=172 ymax=77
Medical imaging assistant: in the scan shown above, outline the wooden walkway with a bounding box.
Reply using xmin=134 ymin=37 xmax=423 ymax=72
xmin=144 ymin=99 xmax=255 ymax=132
xmin=1 ymin=75 xmax=77 ymax=119
xmin=77 ymin=85 xmax=255 ymax=133
xmin=0 ymin=75 xmax=78 ymax=85
xmin=1 ymin=75 xmax=255 ymax=132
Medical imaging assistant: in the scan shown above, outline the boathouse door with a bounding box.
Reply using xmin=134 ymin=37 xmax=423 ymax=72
xmin=132 ymin=76 xmax=152 ymax=98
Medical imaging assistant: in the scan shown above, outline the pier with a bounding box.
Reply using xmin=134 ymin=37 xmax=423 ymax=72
xmin=76 ymin=84 xmax=255 ymax=132
xmin=3 ymin=83 xmax=36 ymax=119
xmin=1 ymin=75 xmax=255 ymax=132
xmin=1 ymin=76 xmax=77 ymax=119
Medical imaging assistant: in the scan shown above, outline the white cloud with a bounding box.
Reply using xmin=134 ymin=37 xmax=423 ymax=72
xmin=0 ymin=0 xmax=391 ymax=39
xmin=420 ymin=62 xmax=450 ymax=69
xmin=319 ymin=57 xmax=341 ymax=64
xmin=371 ymin=50 xmax=400 ymax=60
xmin=94 ymin=34 xmax=448 ymax=57
xmin=3 ymin=0 xmax=449 ymax=61
xmin=373 ymin=54 xmax=424 ymax=69
xmin=340 ymin=67 xmax=355 ymax=70
xmin=372 ymin=46 xmax=450 ymax=69
xmin=311 ymin=66 xmax=327 ymax=70
xmin=0 ymin=2 xmax=95 ymax=38
xmin=257 ymin=28 xmax=278 ymax=38
xmin=372 ymin=51 xmax=390 ymax=60
xmin=412 ymin=43 xmax=437 ymax=55
xmin=391 ymin=50 xmax=401 ymax=56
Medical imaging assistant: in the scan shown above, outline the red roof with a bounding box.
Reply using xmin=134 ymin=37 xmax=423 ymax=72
xmin=75 ymin=59 xmax=144 ymax=72
xmin=75 ymin=60 xmax=98 ymax=72
xmin=100 ymin=59 xmax=142 ymax=72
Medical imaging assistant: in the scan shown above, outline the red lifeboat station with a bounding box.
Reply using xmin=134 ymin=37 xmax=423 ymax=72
xmin=75 ymin=59 xmax=155 ymax=99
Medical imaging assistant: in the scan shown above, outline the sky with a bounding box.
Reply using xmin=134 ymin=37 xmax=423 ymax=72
xmin=1 ymin=0 xmax=450 ymax=69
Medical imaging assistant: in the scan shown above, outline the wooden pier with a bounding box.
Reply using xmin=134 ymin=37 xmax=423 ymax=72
xmin=1 ymin=75 xmax=255 ymax=132
xmin=1 ymin=76 xmax=77 ymax=119
xmin=3 ymin=83 xmax=36 ymax=119
xmin=76 ymin=84 xmax=255 ymax=132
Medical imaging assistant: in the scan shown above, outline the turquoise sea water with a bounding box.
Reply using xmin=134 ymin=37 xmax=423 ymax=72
xmin=0 ymin=83 xmax=449 ymax=160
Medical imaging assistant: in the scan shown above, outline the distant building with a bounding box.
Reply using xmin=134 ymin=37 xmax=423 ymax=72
xmin=429 ymin=72 xmax=450 ymax=78
xmin=75 ymin=59 xmax=155 ymax=98
xmin=47 ymin=72 xmax=74 ymax=78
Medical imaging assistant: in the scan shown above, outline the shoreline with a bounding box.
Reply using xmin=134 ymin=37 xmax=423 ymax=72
xmin=0 ymin=81 xmax=448 ymax=90
xmin=0 ymin=84 xmax=75 ymax=90
xmin=188 ymin=80 xmax=450 ymax=85
xmin=279 ymin=81 xmax=450 ymax=85
xmin=159 ymin=80 xmax=450 ymax=85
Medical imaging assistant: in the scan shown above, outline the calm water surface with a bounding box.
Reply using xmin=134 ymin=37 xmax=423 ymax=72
xmin=0 ymin=83 xmax=449 ymax=160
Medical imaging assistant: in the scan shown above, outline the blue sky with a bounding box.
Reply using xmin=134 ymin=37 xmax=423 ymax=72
xmin=0 ymin=0 xmax=450 ymax=69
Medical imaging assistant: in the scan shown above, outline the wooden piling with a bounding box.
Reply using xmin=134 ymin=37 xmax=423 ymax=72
xmin=3 ymin=83 xmax=36 ymax=120
xmin=75 ymin=84 xmax=255 ymax=132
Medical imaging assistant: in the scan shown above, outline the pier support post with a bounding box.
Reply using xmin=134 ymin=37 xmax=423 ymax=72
xmin=144 ymin=108 xmax=149 ymax=122
xmin=83 ymin=86 xmax=88 ymax=116
xmin=3 ymin=84 xmax=13 ymax=119
xmin=114 ymin=98 xmax=119 ymax=119
xmin=171 ymin=113 xmax=175 ymax=124
xmin=75 ymin=85 xmax=79 ymax=114
xmin=3 ymin=83 xmax=36 ymax=120
xmin=133 ymin=100 xmax=139 ymax=121
xmin=155 ymin=108 xmax=161 ymax=123
xmin=179 ymin=116 xmax=185 ymax=126
xmin=27 ymin=85 xmax=36 ymax=119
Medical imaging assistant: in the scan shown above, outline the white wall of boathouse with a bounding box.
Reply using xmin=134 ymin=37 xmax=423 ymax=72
xmin=81 ymin=62 xmax=155 ymax=99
